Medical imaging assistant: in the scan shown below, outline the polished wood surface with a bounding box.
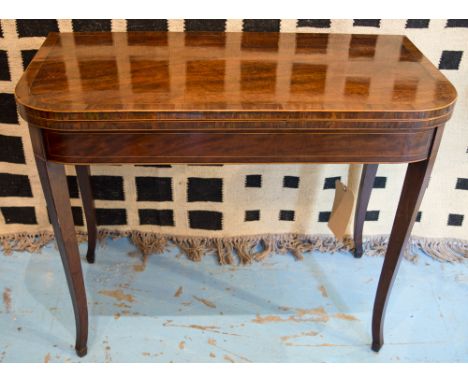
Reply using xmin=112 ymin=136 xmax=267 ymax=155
xmin=30 ymin=128 xmax=88 ymax=356
xmin=16 ymin=32 xmax=456 ymax=129
xmin=41 ymin=128 xmax=435 ymax=164
xmin=16 ymin=32 xmax=456 ymax=357
xmin=75 ymin=165 xmax=97 ymax=264
xmin=353 ymin=164 xmax=378 ymax=258
xmin=372 ymin=127 xmax=445 ymax=351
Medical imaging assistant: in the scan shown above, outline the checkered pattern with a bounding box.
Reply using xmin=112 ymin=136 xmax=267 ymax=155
xmin=0 ymin=19 xmax=467 ymax=240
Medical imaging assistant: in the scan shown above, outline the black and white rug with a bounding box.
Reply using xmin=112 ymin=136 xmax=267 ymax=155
xmin=0 ymin=19 xmax=467 ymax=262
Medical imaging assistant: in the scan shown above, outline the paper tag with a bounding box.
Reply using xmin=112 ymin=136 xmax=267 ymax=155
xmin=327 ymin=180 xmax=355 ymax=241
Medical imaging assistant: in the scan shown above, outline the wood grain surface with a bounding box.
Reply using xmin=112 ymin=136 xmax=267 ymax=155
xmin=16 ymin=32 xmax=456 ymax=128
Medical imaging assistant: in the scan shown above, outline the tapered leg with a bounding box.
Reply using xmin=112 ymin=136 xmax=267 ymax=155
xmin=353 ymin=164 xmax=378 ymax=258
xmin=35 ymin=159 xmax=88 ymax=357
xmin=371 ymin=127 xmax=444 ymax=352
xmin=76 ymin=165 xmax=97 ymax=264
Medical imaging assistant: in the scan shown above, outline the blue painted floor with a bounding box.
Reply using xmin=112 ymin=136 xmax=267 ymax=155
xmin=1 ymin=238 xmax=468 ymax=362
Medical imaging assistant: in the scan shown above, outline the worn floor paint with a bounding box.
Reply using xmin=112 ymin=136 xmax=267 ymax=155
xmin=1 ymin=238 xmax=468 ymax=362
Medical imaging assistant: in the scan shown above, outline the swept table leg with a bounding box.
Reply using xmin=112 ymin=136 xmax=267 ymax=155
xmin=371 ymin=127 xmax=444 ymax=352
xmin=353 ymin=164 xmax=378 ymax=258
xmin=76 ymin=165 xmax=97 ymax=264
xmin=35 ymin=158 xmax=89 ymax=357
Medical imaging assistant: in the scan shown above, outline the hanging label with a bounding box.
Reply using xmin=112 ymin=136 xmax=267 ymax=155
xmin=327 ymin=179 xmax=355 ymax=241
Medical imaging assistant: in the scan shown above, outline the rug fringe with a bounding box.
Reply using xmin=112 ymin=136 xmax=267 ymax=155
xmin=0 ymin=231 xmax=55 ymax=254
xmin=1 ymin=230 xmax=467 ymax=264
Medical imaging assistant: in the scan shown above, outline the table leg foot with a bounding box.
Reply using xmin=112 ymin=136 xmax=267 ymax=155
xmin=371 ymin=341 xmax=382 ymax=352
xmin=353 ymin=164 xmax=378 ymax=259
xmin=75 ymin=345 xmax=88 ymax=357
xmin=354 ymin=247 xmax=364 ymax=258
xmin=76 ymin=165 xmax=97 ymax=264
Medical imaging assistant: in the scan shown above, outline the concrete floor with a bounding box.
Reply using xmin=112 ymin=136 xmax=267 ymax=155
xmin=1 ymin=237 xmax=467 ymax=362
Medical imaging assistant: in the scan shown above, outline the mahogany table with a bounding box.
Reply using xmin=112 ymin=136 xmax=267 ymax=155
xmin=15 ymin=31 xmax=456 ymax=357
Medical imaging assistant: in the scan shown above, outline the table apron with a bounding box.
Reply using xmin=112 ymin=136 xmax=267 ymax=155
xmin=40 ymin=129 xmax=435 ymax=164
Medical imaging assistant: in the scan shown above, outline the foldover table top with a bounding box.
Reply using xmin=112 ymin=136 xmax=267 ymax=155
xmin=16 ymin=31 xmax=456 ymax=128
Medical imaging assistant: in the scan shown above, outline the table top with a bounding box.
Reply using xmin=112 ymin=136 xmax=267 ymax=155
xmin=16 ymin=31 xmax=456 ymax=127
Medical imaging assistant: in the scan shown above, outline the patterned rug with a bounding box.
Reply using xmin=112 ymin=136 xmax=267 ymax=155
xmin=0 ymin=19 xmax=467 ymax=263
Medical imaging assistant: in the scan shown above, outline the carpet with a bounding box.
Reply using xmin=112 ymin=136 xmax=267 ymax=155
xmin=0 ymin=19 xmax=467 ymax=262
